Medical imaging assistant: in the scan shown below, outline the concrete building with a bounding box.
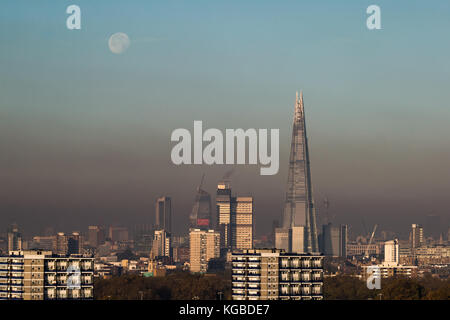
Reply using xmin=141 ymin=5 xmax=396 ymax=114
xmin=155 ymin=196 xmax=172 ymax=233
xmin=384 ymin=239 xmax=399 ymax=265
xmin=216 ymin=182 xmax=233 ymax=250
xmin=0 ymin=250 xmax=94 ymax=300
xmin=7 ymin=224 xmax=22 ymax=252
xmin=151 ymin=229 xmax=171 ymax=258
xmin=232 ymin=197 xmax=254 ymax=250
xmin=321 ymin=223 xmax=347 ymax=257
xmin=216 ymin=183 xmax=254 ymax=252
xmin=232 ymin=249 xmax=323 ymax=300
xmin=189 ymin=229 xmax=220 ymax=273
xmin=108 ymin=226 xmax=129 ymax=242
xmin=362 ymin=264 xmax=418 ymax=280
xmin=88 ymin=226 xmax=105 ymax=248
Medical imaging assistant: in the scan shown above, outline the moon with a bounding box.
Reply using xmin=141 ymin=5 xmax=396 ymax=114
xmin=108 ymin=32 xmax=130 ymax=54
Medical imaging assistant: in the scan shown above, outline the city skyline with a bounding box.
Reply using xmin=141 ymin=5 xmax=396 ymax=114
xmin=1 ymin=1 xmax=450 ymax=238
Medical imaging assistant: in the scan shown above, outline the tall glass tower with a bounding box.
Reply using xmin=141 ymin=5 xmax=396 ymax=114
xmin=281 ymin=92 xmax=319 ymax=253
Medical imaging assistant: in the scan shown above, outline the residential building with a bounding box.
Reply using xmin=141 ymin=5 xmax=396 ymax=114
xmin=189 ymin=229 xmax=220 ymax=273
xmin=0 ymin=250 xmax=94 ymax=300
xmin=231 ymin=249 xmax=323 ymax=300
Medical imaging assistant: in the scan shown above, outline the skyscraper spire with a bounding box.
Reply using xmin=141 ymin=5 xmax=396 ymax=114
xmin=281 ymin=91 xmax=318 ymax=253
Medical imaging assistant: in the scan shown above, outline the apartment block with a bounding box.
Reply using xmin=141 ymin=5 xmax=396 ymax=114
xmin=0 ymin=250 xmax=94 ymax=300
xmin=232 ymin=249 xmax=324 ymax=300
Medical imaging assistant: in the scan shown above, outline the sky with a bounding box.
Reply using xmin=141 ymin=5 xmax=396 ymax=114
xmin=1 ymin=0 xmax=449 ymax=239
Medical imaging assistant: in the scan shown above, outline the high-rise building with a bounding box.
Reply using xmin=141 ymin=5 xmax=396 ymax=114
xmin=190 ymin=178 xmax=212 ymax=230
xmin=108 ymin=226 xmax=129 ymax=242
xmin=275 ymin=228 xmax=290 ymax=251
xmin=384 ymin=239 xmax=399 ymax=265
xmin=67 ymin=232 xmax=82 ymax=255
xmin=232 ymin=197 xmax=254 ymax=250
xmin=7 ymin=224 xmax=22 ymax=252
xmin=216 ymin=182 xmax=232 ymax=250
xmin=321 ymin=223 xmax=347 ymax=257
xmin=216 ymin=183 xmax=254 ymax=252
xmin=155 ymin=197 xmax=172 ymax=233
xmin=0 ymin=250 xmax=94 ymax=300
xmin=281 ymin=92 xmax=318 ymax=253
xmin=411 ymin=224 xmax=424 ymax=248
xmin=88 ymin=226 xmax=105 ymax=248
xmin=151 ymin=229 xmax=171 ymax=258
xmin=231 ymin=249 xmax=324 ymax=300
xmin=189 ymin=229 xmax=220 ymax=273
xmin=53 ymin=232 xmax=68 ymax=255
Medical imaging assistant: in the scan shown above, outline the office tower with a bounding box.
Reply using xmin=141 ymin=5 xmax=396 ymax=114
xmin=281 ymin=92 xmax=318 ymax=253
xmin=88 ymin=226 xmax=105 ymax=248
xmin=0 ymin=250 xmax=94 ymax=300
xmin=411 ymin=224 xmax=424 ymax=249
xmin=384 ymin=239 xmax=399 ymax=265
xmin=67 ymin=232 xmax=82 ymax=255
xmin=32 ymin=236 xmax=55 ymax=251
xmin=217 ymin=182 xmax=232 ymax=249
xmin=155 ymin=196 xmax=172 ymax=233
xmin=231 ymin=197 xmax=254 ymax=250
xmin=7 ymin=224 xmax=22 ymax=252
xmin=53 ymin=232 xmax=68 ymax=255
xmin=321 ymin=223 xmax=348 ymax=257
xmin=152 ymin=229 xmax=171 ymax=258
xmin=232 ymin=249 xmax=323 ymax=300
xmin=108 ymin=226 xmax=129 ymax=242
xmin=189 ymin=229 xmax=220 ymax=273
xmin=190 ymin=176 xmax=212 ymax=229
xmin=275 ymin=228 xmax=290 ymax=251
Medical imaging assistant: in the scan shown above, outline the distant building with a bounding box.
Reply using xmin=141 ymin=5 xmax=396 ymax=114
xmin=7 ymin=224 xmax=22 ymax=252
xmin=189 ymin=229 xmax=220 ymax=273
xmin=274 ymin=228 xmax=289 ymax=251
xmin=384 ymin=239 xmax=399 ymax=265
xmin=0 ymin=250 xmax=94 ymax=300
xmin=411 ymin=224 xmax=424 ymax=249
xmin=216 ymin=183 xmax=254 ymax=252
xmin=151 ymin=229 xmax=171 ymax=258
xmin=173 ymin=247 xmax=190 ymax=263
xmin=54 ymin=232 xmax=68 ymax=255
xmin=216 ymin=182 xmax=233 ymax=250
xmin=155 ymin=197 xmax=172 ymax=233
xmin=347 ymin=243 xmax=382 ymax=257
xmin=108 ymin=226 xmax=129 ymax=242
xmin=67 ymin=232 xmax=83 ymax=255
xmin=232 ymin=197 xmax=254 ymax=250
xmin=232 ymin=249 xmax=324 ymax=300
xmin=320 ymin=223 xmax=347 ymax=257
xmin=31 ymin=236 xmax=55 ymax=251
xmin=362 ymin=264 xmax=417 ymax=280
xmin=88 ymin=226 xmax=105 ymax=248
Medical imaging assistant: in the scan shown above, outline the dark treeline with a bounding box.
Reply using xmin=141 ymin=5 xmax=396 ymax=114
xmin=94 ymin=271 xmax=232 ymax=300
xmin=94 ymin=272 xmax=449 ymax=300
xmin=324 ymin=274 xmax=450 ymax=300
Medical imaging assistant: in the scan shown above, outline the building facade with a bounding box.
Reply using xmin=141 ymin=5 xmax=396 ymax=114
xmin=321 ymin=223 xmax=347 ymax=257
xmin=155 ymin=196 xmax=172 ymax=233
xmin=189 ymin=229 xmax=220 ymax=273
xmin=0 ymin=250 xmax=94 ymax=300
xmin=151 ymin=229 xmax=171 ymax=258
xmin=232 ymin=249 xmax=323 ymax=300
xmin=280 ymin=92 xmax=318 ymax=253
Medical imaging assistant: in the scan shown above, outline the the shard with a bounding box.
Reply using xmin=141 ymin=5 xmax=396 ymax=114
xmin=280 ymin=91 xmax=319 ymax=253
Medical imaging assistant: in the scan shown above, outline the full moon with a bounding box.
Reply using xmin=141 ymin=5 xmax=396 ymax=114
xmin=108 ymin=32 xmax=130 ymax=54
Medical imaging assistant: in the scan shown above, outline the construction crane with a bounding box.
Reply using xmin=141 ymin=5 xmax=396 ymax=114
xmin=364 ymin=224 xmax=378 ymax=259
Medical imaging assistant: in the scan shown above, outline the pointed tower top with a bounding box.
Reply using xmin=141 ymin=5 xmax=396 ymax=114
xmin=294 ymin=90 xmax=304 ymax=121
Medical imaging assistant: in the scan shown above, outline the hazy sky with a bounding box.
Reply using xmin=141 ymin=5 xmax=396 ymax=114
xmin=1 ymin=1 xmax=449 ymax=238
